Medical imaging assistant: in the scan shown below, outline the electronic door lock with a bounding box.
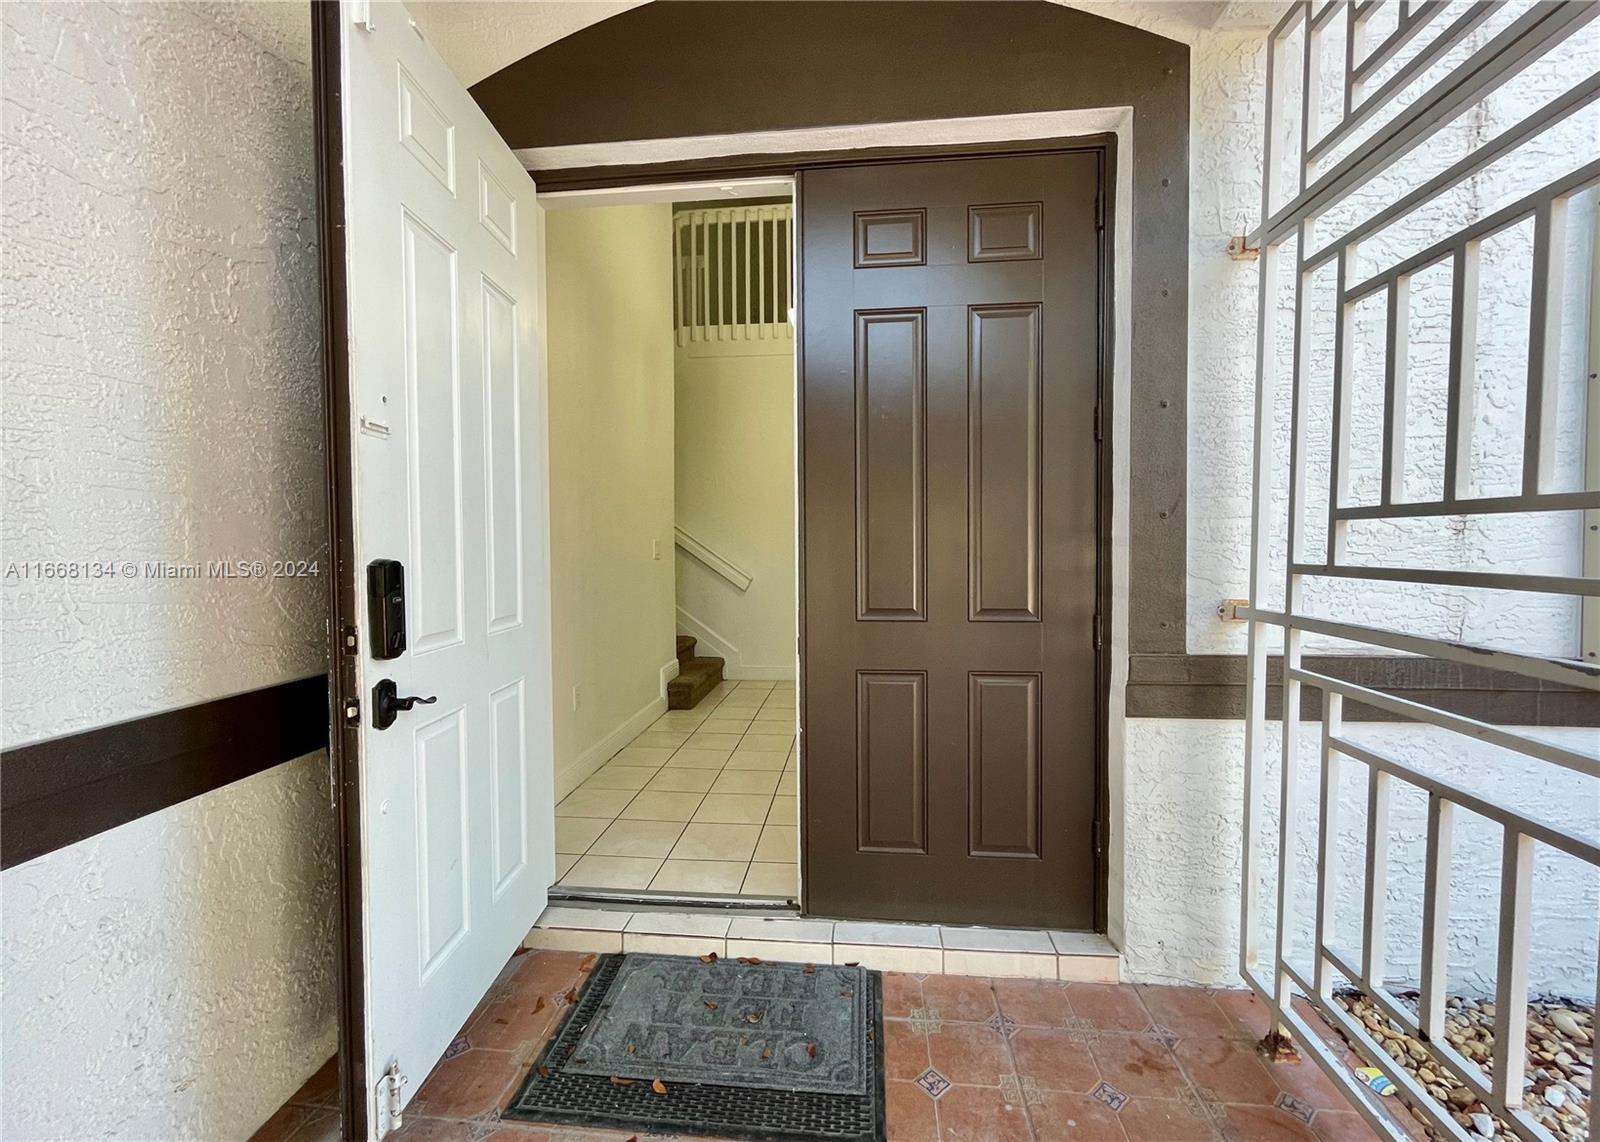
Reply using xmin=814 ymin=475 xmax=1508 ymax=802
xmin=372 ymin=678 xmax=437 ymax=730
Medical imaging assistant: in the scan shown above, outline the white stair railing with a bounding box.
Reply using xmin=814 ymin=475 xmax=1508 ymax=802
xmin=673 ymin=204 xmax=794 ymax=347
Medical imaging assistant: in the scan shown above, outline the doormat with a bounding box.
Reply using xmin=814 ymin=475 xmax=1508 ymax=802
xmin=504 ymin=952 xmax=886 ymax=1142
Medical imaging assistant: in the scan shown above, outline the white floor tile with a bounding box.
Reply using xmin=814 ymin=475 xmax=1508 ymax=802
xmin=685 ymin=731 xmax=743 ymax=751
xmin=834 ymin=921 xmax=941 ymax=948
xmin=741 ymin=862 xmax=798 ymax=897
xmin=669 ymin=822 xmax=762 ymax=862
xmin=726 ymin=916 xmax=834 ymax=943
xmin=649 ymin=859 xmax=748 ymax=894
xmin=555 ymin=816 xmax=608 ymax=855
xmin=588 ymin=819 xmax=685 ymax=859
xmin=725 ymin=938 xmax=827 ymax=964
xmin=623 ymin=911 xmax=732 ymax=937
xmin=939 ymin=926 xmax=1055 ymax=954
xmin=630 ymin=730 xmax=690 ymax=749
xmin=740 ymin=733 xmax=794 ymax=753
xmin=753 ymin=824 xmax=798 ymax=863
xmin=644 ymin=768 xmax=718 ymax=793
xmin=723 ymin=752 xmax=787 ymax=772
xmin=619 ymin=791 xmax=703 ymax=822
xmin=1049 ymin=930 xmax=1120 ymax=956
xmin=557 ymin=786 xmax=636 ymax=819
xmin=538 ymin=906 xmax=632 ymax=931
xmin=611 ymin=746 xmax=675 ymax=768
xmin=665 ymin=747 xmax=732 ymax=769
xmin=942 ymin=949 xmax=1057 ymax=979
xmin=693 ymin=793 xmax=772 ymax=824
xmin=525 ymin=928 xmax=621 ymax=953
xmin=554 ymin=853 xmax=579 ymax=879
xmin=1058 ymin=954 xmax=1121 ymax=983
xmin=710 ymin=769 xmax=781 ymax=796
xmin=766 ymin=795 xmax=798 ymax=825
xmin=623 ymin=933 xmax=728 ymax=957
xmin=832 ymin=944 xmax=941 ymax=973
xmin=581 ymin=764 xmax=657 ymax=791
xmin=561 ymin=854 xmax=663 ymax=890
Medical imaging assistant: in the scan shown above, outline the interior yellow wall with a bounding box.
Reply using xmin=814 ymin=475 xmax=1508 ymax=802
xmin=674 ymin=349 xmax=796 ymax=678
xmin=545 ymin=204 xmax=677 ymax=795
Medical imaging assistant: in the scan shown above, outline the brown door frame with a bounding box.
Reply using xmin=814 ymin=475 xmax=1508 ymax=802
xmin=540 ymin=134 xmax=1114 ymax=930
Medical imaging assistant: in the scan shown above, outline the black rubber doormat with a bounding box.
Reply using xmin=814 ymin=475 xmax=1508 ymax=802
xmin=504 ymin=952 xmax=886 ymax=1142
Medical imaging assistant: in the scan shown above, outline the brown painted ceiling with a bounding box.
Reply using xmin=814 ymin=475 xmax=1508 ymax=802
xmin=468 ymin=0 xmax=1191 ymax=152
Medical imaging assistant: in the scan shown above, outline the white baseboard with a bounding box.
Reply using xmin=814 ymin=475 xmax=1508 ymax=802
xmin=676 ymin=606 xmax=796 ymax=683
xmin=555 ymin=693 xmax=667 ymax=802
xmin=659 ymin=656 xmax=680 ymax=698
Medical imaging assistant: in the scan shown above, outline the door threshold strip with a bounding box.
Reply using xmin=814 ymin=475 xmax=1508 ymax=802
xmin=548 ymin=887 xmax=798 ymax=913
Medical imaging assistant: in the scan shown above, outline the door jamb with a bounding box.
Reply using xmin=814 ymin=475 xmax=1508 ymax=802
xmin=310 ymin=1 xmax=369 ymax=1136
xmin=537 ymin=133 xmax=1118 ymax=933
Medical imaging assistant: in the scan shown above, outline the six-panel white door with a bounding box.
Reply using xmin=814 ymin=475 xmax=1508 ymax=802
xmin=336 ymin=3 xmax=554 ymax=1134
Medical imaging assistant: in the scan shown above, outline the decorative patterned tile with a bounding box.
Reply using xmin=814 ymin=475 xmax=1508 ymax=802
xmin=985 ymin=1012 xmax=1020 ymax=1039
xmin=1090 ymin=1079 xmax=1129 ymax=1112
xmin=915 ymin=1068 xmax=952 ymax=1099
xmin=999 ymin=1072 xmax=1045 ymax=1106
xmin=1178 ymin=1084 xmax=1229 ymax=1122
xmin=909 ymin=1007 xmax=944 ymax=1034
xmin=443 ymin=1035 xmax=471 ymax=1060
xmin=1064 ymin=1015 xmax=1098 ymax=1043
xmin=1275 ymin=1091 xmax=1316 ymax=1125
xmin=1145 ymin=1022 xmax=1179 ymax=1048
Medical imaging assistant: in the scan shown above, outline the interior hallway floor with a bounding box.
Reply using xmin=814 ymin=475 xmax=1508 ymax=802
xmin=258 ymin=948 xmax=1402 ymax=1142
xmin=555 ymin=679 xmax=799 ymax=899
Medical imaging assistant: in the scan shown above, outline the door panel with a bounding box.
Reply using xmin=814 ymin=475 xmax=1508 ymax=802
xmin=331 ymin=2 xmax=554 ymax=1133
xmin=801 ymin=153 xmax=1102 ymax=930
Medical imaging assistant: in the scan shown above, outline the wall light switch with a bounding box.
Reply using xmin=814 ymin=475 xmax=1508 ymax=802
xmin=652 ymin=539 xmax=661 ymax=561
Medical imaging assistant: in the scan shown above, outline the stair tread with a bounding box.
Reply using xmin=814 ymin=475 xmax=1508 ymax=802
xmin=667 ymin=653 xmax=724 ymax=710
xmin=675 ymin=634 xmax=697 ymax=663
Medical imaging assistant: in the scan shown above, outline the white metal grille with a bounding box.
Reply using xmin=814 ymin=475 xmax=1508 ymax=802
xmin=672 ymin=204 xmax=793 ymax=346
xmin=1240 ymin=3 xmax=1599 ymax=1140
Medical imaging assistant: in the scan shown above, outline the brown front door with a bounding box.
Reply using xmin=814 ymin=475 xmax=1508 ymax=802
xmin=799 ymin=151 xmax=1105 ymax=929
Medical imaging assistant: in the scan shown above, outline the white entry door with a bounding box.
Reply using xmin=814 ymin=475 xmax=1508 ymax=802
xmin=329 ymin=2 xmax=554 ymax=1135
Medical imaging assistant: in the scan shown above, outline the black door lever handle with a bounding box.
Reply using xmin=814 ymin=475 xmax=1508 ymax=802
xmin=372 ymin=678 xmax=437 ymax=730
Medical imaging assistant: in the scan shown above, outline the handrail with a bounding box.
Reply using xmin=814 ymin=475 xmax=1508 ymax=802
xmin=673 ymin=525 xmax=752 ymax=592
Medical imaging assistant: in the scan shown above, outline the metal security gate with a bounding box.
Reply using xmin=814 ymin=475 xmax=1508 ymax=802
xmin=1238 ymin=3 xmax=1599 ymax=1140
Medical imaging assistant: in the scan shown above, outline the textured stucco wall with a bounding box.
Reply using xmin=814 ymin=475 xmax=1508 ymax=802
xmin=1122 ymin=718 xmax=1599 ymax=998
xmin=0 ymin=2 xmax=336 ymax=1137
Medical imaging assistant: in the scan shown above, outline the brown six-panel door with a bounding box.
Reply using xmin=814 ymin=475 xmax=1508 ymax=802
xmin=800 ymin=152 xmax=1104 ymax=929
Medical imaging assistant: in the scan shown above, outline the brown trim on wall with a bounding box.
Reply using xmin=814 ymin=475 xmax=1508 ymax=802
xmin=310 ymin=0 xmax=369 ymax=1135
xmin=479 ymin=0 xmax=1190 ymax=655
xmin=1125 ymin=654 xmax=1595 ymax=725
xmin=0 ymin=675 xmax=329 ymax=871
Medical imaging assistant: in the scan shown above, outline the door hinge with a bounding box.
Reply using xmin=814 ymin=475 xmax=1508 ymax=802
xmin=1093 ymin=818 xmax=1104 ymax=858
xmin=351 ymin=0 xmax=376 ymax=31
xmin=1093 ymin=403 xmax=1103 ymax=442
xmin=1092 ymin=612 xmax=1103 ymax=652
xmin=380 ymin=1061 xmax=408 ymax=1132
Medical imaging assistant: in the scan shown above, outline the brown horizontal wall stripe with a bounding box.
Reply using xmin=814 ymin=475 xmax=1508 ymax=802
xmin=1125 ymin=654 xmax=1594 ymax=725
xmin=0 ymin=674 xmax=329 ymax=870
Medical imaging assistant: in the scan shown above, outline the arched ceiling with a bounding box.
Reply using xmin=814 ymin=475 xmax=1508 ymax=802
xmin=411 ymin=0 xmax=1276 ymax=89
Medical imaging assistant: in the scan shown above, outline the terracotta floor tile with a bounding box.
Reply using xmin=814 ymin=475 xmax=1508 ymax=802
xmin=1067 ymin=984 xmax=1153 ymax=1033
xmin=408 ymin=1048 xmax=524 ymax=1119
xmin=1170 ymin=1036 xmax=1283 ymax=1106
xmin=1136 ymin=985 xmax=1238 ymax=1040
xmin=886 ymin=1078 xmax=940 ymax=1141
xmin=1266 ymin=1053 xmax=1349 ymax=1112
xmin=468 ymin=983 xmax=561 ymax=1052
xmin=285 ymin=1055 xmax=338 ymax=1108
xmin=1007 ymin=1026 xmax=1101 ymax=1094
xmin=1312 ymin=1110 xmax=1384 ymax=1141
xmin=1117 ymin=1095 xmax=1221 ymax=1141
xmin=1025 ymin=1089 xmax=1126 ymax=1140
xmin=927 ymin=1023 xmax=1013 ymax=1087
xmin=1211 ymin=987 xmax=1273 ymax=1041
xmin=390 ymin=1119 xmax=479 ymax=1140
xmin=1220 ymin=1102 xmax=1320 ymax=1140
xmin=883 ymin=971 xmax=925 ymax=1019
xmin=885 ymin=1018 xmax=933 ymax=1081
xmin=1087 ymin=1033 xmax=1189 ymax=1100
xmin=931 ymin=1084 xmax=1032 ymax=1142
xmin=920 ymin=974 xmax=999 ymax=1023
xmin=993 ymin=978 xmax=1075 ymax=1028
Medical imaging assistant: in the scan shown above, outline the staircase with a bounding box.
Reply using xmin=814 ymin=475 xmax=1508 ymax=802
xmin=668 ymin=634 xmax=724 ymax=709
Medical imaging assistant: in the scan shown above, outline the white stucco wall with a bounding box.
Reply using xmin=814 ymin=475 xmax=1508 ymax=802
xmin=1 ymin=2 xmax=337 ymax=1137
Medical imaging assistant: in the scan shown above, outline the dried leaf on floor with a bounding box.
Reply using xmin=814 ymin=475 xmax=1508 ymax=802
xmin=651 ymin=1078 xmax=668 ymax=1095
xmin=609 ymin=1076 xmax=635 ymax=1086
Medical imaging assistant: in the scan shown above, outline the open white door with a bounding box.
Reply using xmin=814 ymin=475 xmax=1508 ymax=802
xmin=327 ymin=2 xmax=553 ymax=1135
